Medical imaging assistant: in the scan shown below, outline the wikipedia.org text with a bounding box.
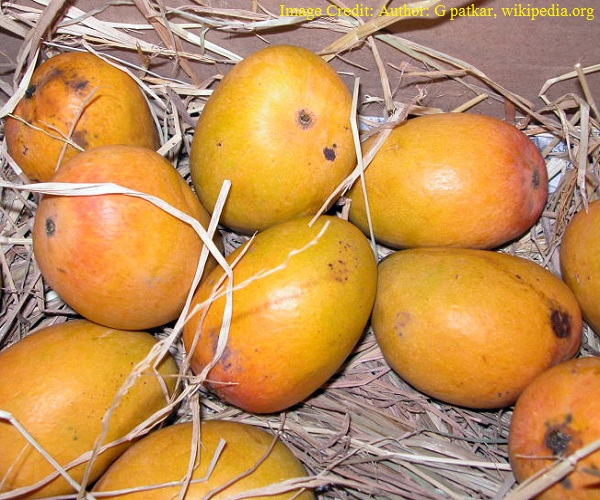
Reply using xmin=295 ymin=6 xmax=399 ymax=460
xmin=279 ymin=3 xmax=595 ymax=21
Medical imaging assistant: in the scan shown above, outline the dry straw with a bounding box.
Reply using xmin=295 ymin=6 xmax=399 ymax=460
xmin=0 ymin=1 xmax=599 ymax=499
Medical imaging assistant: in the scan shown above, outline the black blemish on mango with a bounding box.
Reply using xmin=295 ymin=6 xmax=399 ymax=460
xmin=550 ymin=309 xmax=571 ymax=339
xmin=544 ymin=413 xmax=576 ymax=458
xmin=70 ymin=78 xmax=89 ymax=92
xmin=25 ymin=84 xmax=37 ymax=99
xmin=544 ymin=422 xmax=573 ymax=456
xmin=532 ymin=169 xmax=541 ymax=188
xmin=297 ymin=109 xmax=315 ymax=129
xmin=45 ymin=217 xmax=56 ymax=237
xmin=323 ymin=144 xmax=336 ymax=161
xmin=545 ymin=427 xmax=572 ymax=455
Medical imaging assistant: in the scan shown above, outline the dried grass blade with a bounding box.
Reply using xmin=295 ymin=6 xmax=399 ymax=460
xmin=366 ymin=36 xmax=394 ymax=113
xmin=25 ymin=0 xmax=162 ymax=53
xmin=539 ymin=62 xmax=600 ymax=103
xmin=0 ymin=12 xmax=29 ymax=38
xmin=171 ymin=179 xmax=231 ymax=339
xmin=321 ymin=0 xmax=443 ymax=60
xmin=451 ymin=93 xmax=489 ymax=113
xmin=375 ymin=33 xmax=563 ymax=127
xmin=577 ymin=100 xmax=592 ymax=208
xmin=575 ymin=63 xmax=600 ymax=123
xmin=15 ymin=0 xmax=67 ymax=78
xmin=310 ymin=76 xmax=362 ymax=224
xmin=131 ymin=0 xmax=200 ymax=85
xmin=0 ymin=47 xmax=39 ymax=118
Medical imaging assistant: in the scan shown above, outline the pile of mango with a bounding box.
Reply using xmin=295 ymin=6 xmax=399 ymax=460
xmin=1 ymin=45 xmax=598 ymax=499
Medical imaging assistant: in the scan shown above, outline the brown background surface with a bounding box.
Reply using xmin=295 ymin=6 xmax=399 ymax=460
xmin=0 ymin=0 xmax=598 ymax=119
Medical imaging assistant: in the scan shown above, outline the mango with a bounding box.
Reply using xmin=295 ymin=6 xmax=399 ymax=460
xmin=0 ymin=319 xmax=179 ymax=498
xmin=183 ymin=215 xmax=377 ymax=413
xmin=372 ymin=247 xmax=582 ymax=409
xmin=93 ymin=420 xmax=314 ymax=499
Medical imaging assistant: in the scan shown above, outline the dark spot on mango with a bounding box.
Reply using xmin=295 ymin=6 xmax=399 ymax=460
xmin=45 ymin=217 xmax=56 ymax=236
xmin=69 ymin=78 xmax=89 ymax=92
xmin=545 ymin=426 xmax=572 ymax=455
xmin=323 ymin=145 xmax=336 ymax=161
xmin=217 ymin=141 xmax=222 ymax=147
xmin=327 ymin=260 xmax=349 ymax=282
xmin=544 ymin=414 xmax=574 ymax=456
xmin=550 ymin=309 xmax=571 ymax=339
xmin=338 ymin=240 xmax=352 ymax=251
xmin=394 ymin=311 xmax=411 ymax=337
xmin=72 ymin=130 xmax=89 ymax=149
xmin=25 ymin=84 xmax=37 ymax=99
xmin=532 ymin=168 xmax=541 ymax=188
xmin=297 ymin=109 xmax=315 ymax=129
xmin=217 ymin=346 xmax=236 ymax=371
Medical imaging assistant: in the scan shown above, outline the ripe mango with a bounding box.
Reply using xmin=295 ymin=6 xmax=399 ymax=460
xmin=372 ymin=247 xmax=582 ymax=409
xmin=183 ymin=215 xmax=377 ymax=413
xmin=93 ymin=420 xmax=314 ymax=499
xmin=0 ymin=319 xmax=179 ymax=498
xmin=5 ymin=52 xmax=160 ymax=182
xmin=560 ymin=199 xmax=600 ymax=334
xmin=190 ymin=45 xmax=355 ymax=233
xmin=348 ymin=113 xmax=548 ymax=249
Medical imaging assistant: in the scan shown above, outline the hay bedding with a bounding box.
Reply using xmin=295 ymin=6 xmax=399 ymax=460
xmin=0 ymin=1 xmax=599 ymax=498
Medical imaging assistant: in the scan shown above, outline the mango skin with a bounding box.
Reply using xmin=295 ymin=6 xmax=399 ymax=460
xmin=0 ymin=319 xmax=180 ymax=498
xmin=183 ymin=215 xmax=378 ymax=413
xmin=372 ymin=248 xmax=582 ymax=409
xmin=93 ymin=420 xmax=314 ymax=499
xmin=347 ymin=113 xmax=548 ymax=249
xmin=5 ymin=51 xmax=160 ymax=182
xmin=509 ymin=357 xmax=600 ymax=499
xmin=560 ymin=199 xmax=600 ymax=335
xmin=189 ymin=44 xmax=355 ymax=234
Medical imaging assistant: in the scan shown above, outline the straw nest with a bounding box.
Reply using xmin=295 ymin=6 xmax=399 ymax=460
xmin=0 ymin=1 xmax=599 ymax=499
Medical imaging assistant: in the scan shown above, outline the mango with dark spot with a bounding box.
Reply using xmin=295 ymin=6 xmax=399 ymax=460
xmin=5 ymin=51 xmax=160 ymax=182
xmin=189 ymin=44 xmax=355 ymax=233
xmin=183 ymin=215 xmax=377 ymax=414
xmin=372 ymin=247 xmax=582 ymax=409
xmin=32 ymin=145 xmax=219 ymax=330
xmin=509 ymin=357 xmax=600 ymax=499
